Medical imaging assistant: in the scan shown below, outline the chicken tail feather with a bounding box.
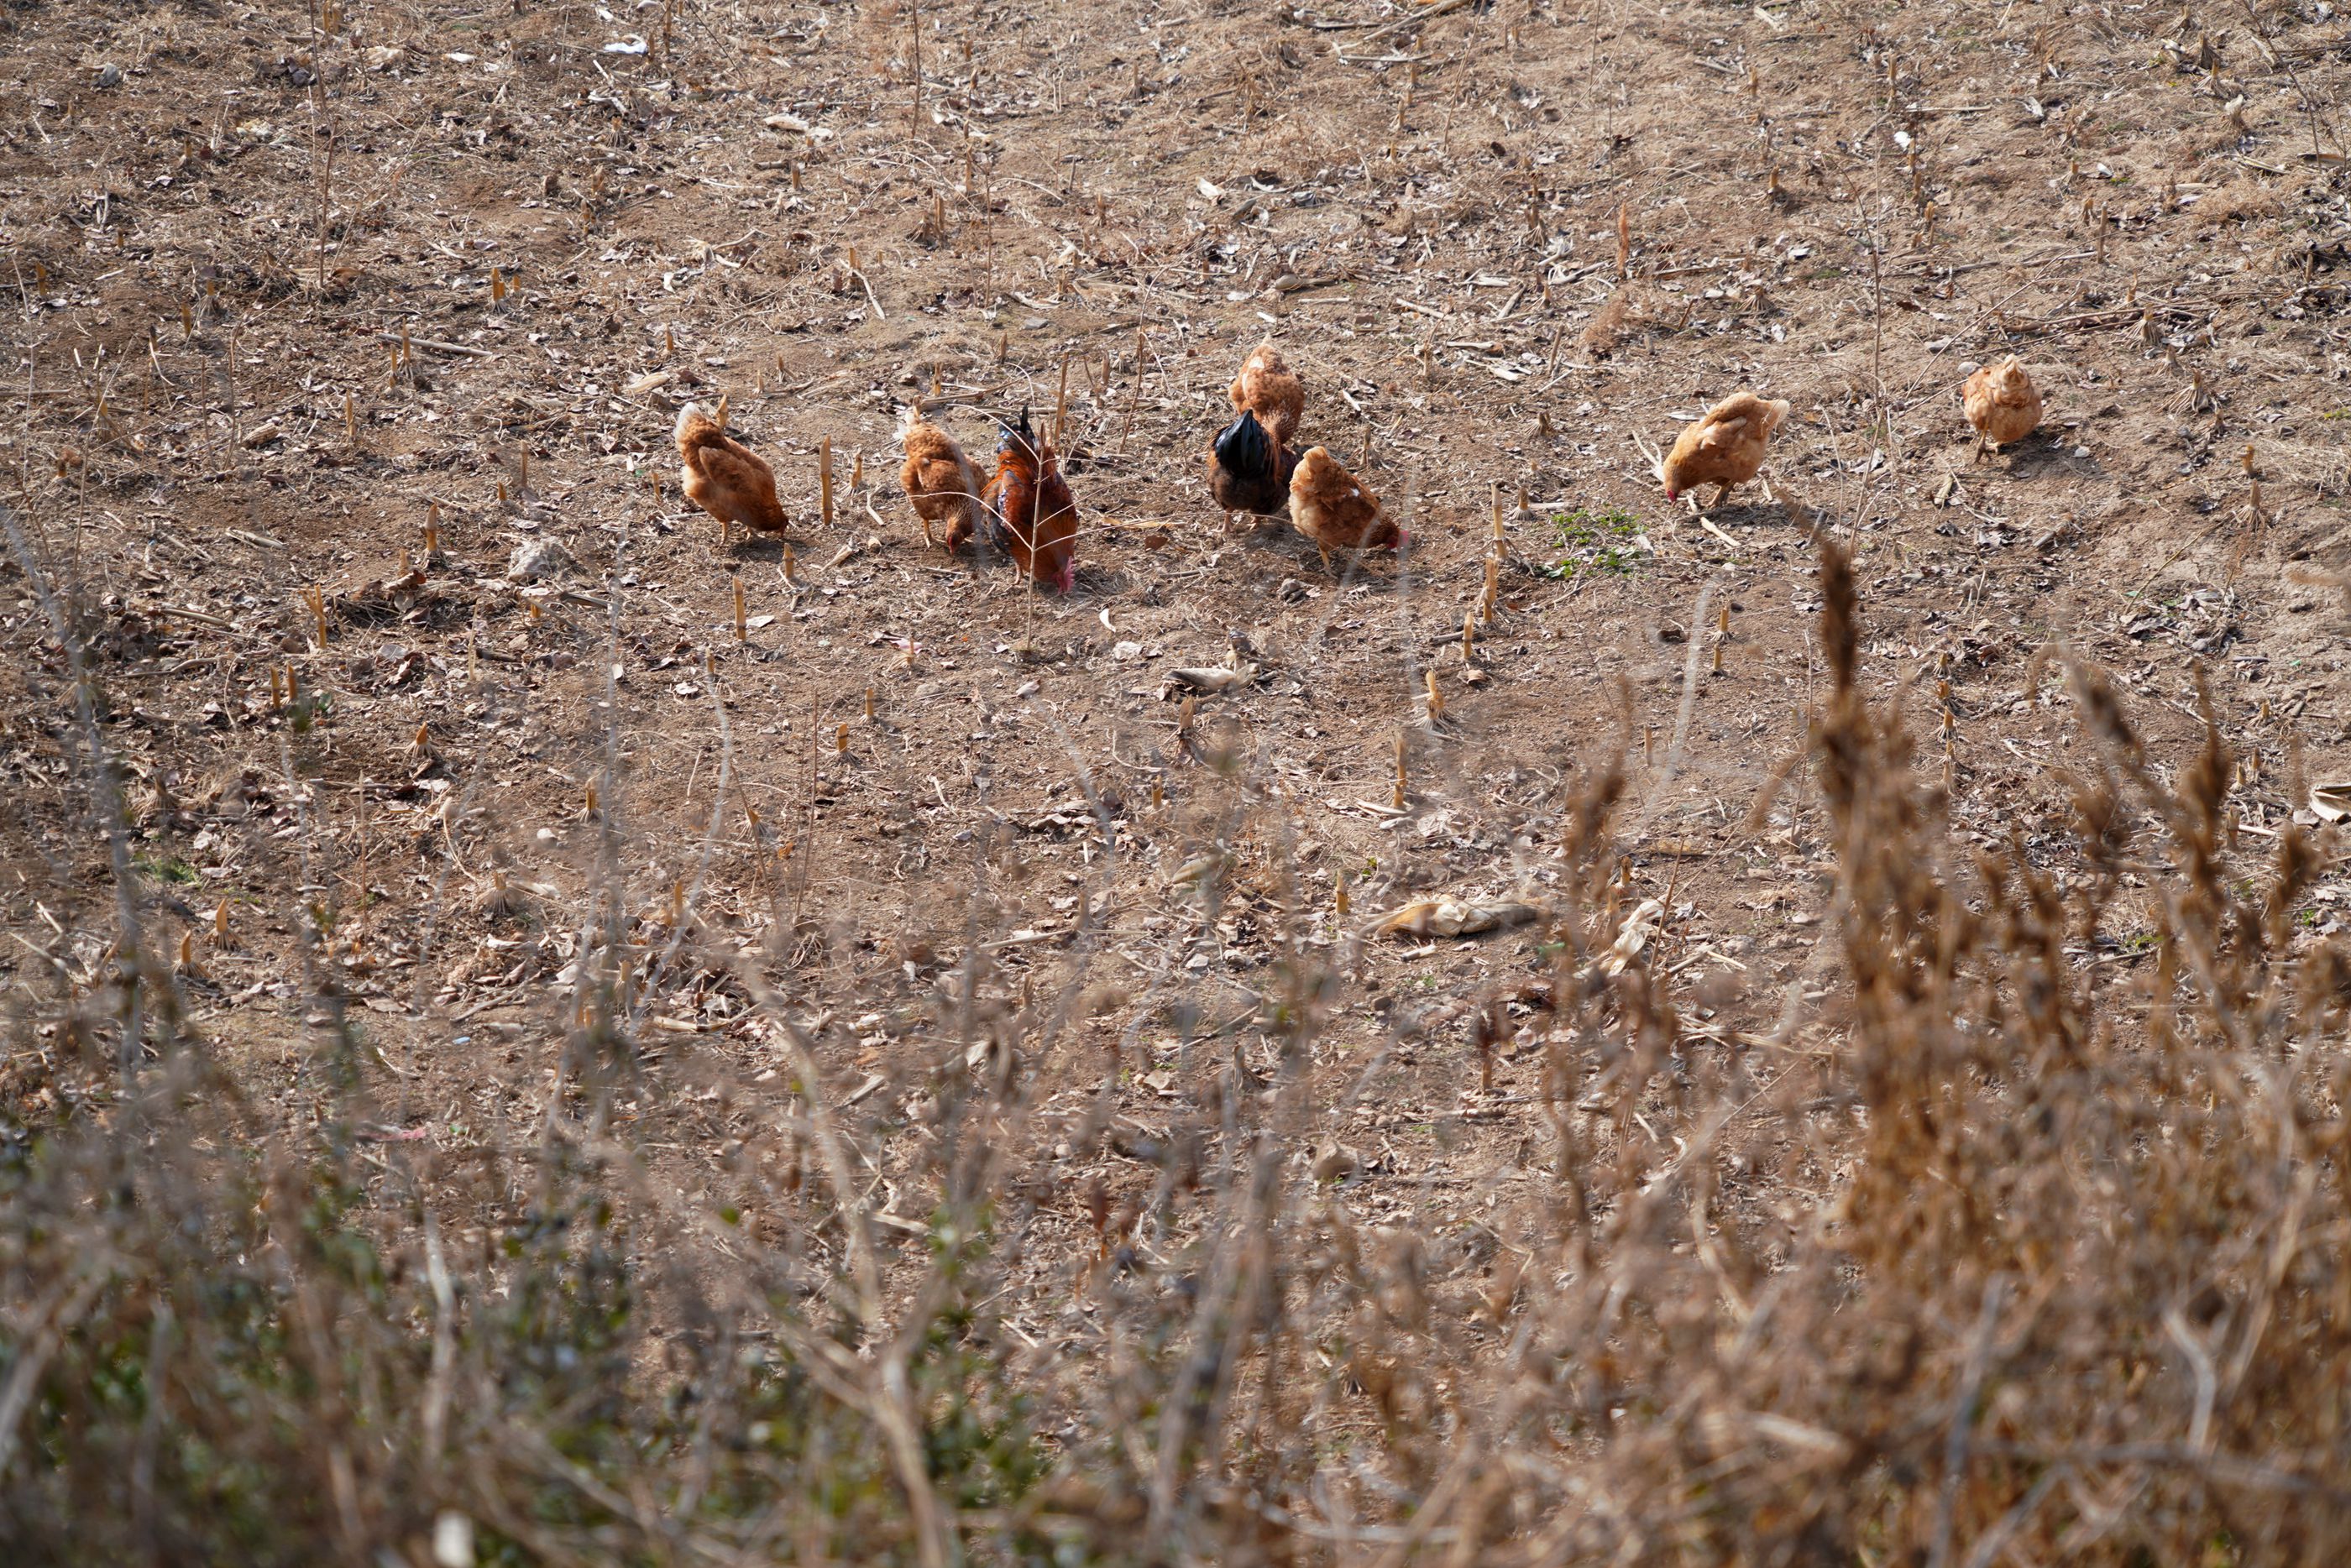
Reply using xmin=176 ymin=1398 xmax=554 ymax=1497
xmin=1212 ymin=410 xmax=1277 ymax=483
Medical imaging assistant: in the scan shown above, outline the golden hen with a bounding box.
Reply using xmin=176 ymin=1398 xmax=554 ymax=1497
xmin=978 ymin=409 xmax=1079 ymax=593
xmin=1229 ymin=339 xmax=1305 ymax=447
xmin=898 ymin=406 xmax=985 ymax=549
xmin=1661 ymin=391 xmax=1791 ymax=509
xmin=1289 ymin=446 xmax=1407 ymax=569
xmin=1961 ymin=358 xmax=2042 ymax=455
xmin=674 ymin=402 xmax=787 ymax=541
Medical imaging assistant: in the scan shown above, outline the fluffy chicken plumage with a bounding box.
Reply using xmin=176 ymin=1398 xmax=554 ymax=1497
xmin=1228 ymin=340 xmax=1305 ymax=447
xmin=674 ymin=402 xmax=788 ymax=539
xmin=898 ymin=408 xmax=985 ymax=550
xmin=1961 ymin=358 xmax=2042 ymax=452
xmin=1206 ymin=410 xmax=1298 ymax=524
xmin=1661 ymin=391 xmax=1791 ymax=508
xmin=979 ymin=410 xmax=1079 ymax=593
xmin=1289 ymin=446 xmax=1406 ymax=568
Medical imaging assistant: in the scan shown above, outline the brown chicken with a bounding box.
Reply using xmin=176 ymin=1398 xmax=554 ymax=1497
xmin=674 ymin=401 xmax=787 ymax=541
xmin=1228 ymin=339 xmax=1305 ymax=447
xmin=1289 ymin=446 xmax=1407 ymax=569
xmin=1206 ymin=410 xmax=1299 ymax=527
xmin=1661 ymin=391 xmax=1792 ymax=509
xmin=978 ymin=409 xmax=1078 ymax=593
xmin=898 ymin=406 xmax=985 ymax=549
xmin=1961 ymin=358 xmax=2042 ymax=455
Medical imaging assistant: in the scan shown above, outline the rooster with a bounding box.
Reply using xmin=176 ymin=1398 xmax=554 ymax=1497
xmin=1228 ymin=339 xmax=1304 ymax=447
xmin=1661 ymin=391 xmax=1790 ymax=510
xmin=1289 ymin=446 xmax=1406 ymax=570
xmin=1961 ymin=358 xmax=2042 ymax=457
xmin=674 ymin=401 xmax=787 ymax=542
xmin=978 ymin=408 xmax=1078 ymax=593
xmin=1206 ymin=409 xmax=1298 ymax=529
xmin=898 ymin=406 xmax=985 ymax=549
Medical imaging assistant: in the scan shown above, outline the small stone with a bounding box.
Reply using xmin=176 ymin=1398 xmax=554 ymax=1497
xmin=505 ymin=537 xmax=577 ymax=580
xmin=1312 ymin=1142 xmax=1360 ymax=1183
xmin=432 ymin=1512 xmax=474 ymax=1568
xmin=93 ymin=63 xmax=123 ymax=89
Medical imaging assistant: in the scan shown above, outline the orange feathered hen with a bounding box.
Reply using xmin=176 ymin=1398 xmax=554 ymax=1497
xmin=1228 ymin=339 xmax=1305 ymax=447
xmin=898 ymin=406 xmax=985 ymax=549
xmin=978 ymin=409 xmax=1078 ymax=593
xmin=674 ymin=402 xmax=787 ymax=541
xmin=1288 ymin=446 xmax=1407 ymax=570
xmin=1661 ymin=391 xmax=1791 ymax=510
xmin=1961 ymin=358 xmax=2042 ymax=455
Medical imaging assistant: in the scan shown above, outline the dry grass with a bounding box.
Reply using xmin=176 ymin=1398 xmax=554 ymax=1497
xmin=8 ymin=520 xmax=2351 ymax=1562
xmin=9 ymin=0 xmax=2351 ymax=1562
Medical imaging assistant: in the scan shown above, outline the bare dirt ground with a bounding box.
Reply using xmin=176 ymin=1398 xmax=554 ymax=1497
xmin=9 ymin=0 xmax=2351 ymax=1555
